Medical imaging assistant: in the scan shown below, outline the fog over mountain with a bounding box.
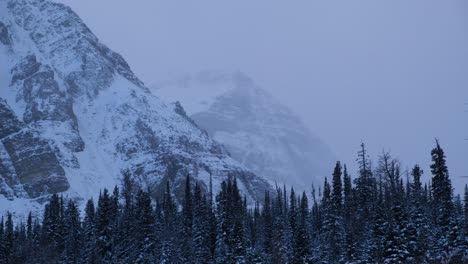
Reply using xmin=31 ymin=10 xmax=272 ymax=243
xmin=58 ymin=0 xmax=468 ymax=193
xmin=154 ymin=70 xmax=335 ymax=190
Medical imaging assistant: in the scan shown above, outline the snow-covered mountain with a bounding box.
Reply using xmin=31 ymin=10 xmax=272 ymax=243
xmin=154 ymin=71 xmax=335 ymax=190
xmin=0 ymin=0 xmax=272 ymax=213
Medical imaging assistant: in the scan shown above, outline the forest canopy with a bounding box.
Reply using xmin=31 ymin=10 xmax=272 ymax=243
xmin=0 ymin=141 xmax=466 ymax=263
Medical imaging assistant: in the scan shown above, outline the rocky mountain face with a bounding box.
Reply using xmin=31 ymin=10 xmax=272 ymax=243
xmin=154 ymin=71 xmax=335 ymax=190
xmin=0 ymin=0 xmax=271 ymax=212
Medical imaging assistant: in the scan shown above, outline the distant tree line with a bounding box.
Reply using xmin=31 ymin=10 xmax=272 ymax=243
xmin=0 ymin=141 xmax=466 ymax=263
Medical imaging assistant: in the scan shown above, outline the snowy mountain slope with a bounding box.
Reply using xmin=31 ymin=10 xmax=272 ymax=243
xmin=154 ymin=71 xmax=335 ymax=190
xmin=0 ymin=0 xmax=271 ymax=213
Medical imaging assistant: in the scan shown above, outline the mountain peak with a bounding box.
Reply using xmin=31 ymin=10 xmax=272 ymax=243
xmin=5 ymin=0 xmax=145 ymax=98
xmin=154 ymin=70 xmax=335 ymax=190
xmin=0 ymin=1 xmax=271 ymax=214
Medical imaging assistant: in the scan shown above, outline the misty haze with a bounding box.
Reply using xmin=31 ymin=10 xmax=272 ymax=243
xmin=0 ymin=0 xmax=466 ymax=263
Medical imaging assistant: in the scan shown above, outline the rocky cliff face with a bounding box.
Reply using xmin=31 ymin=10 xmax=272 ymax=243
xmin=0 ymin=0 xmax=271 ymax=212
xmin=154 ymin=71 xmax=335 ymax=190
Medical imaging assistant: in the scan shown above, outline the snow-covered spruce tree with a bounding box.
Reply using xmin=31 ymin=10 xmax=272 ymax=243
xmin=2 ymin=213 xmax=13 ymax=264
xmin=373 ymin=153 xmax=394 ymax=262
xmin=81 ymin=198 xmax=97 ymax=263
xmin=371 ymin=183 xmax=387 ymax=263
xmin=110 ymin=186 xmax=120 ymax=231
xmin=249 ymin=201 xmax=262 ymax=259
xmin=20 ymin=212 xmax=33 ymax=261
xmin=332 ymin=161 xmax=343 ymax=213
xmin=6 ymin=214 xmax=30 ymax=263
xmin=383 ymin=197 xmax=409 ymax=263
xmin=381 ymin=157 xmax=410 ymax=263
xmin=215 ymin=180 xmax=230 ymax=263
xmin=262 ymin=191 xmax=272 ymax=261
xmin=134 ymin=189 xmax=157 ymax=263
xmin=31 ymin=219 xmax=42 ymax=261
xmin=281 ymin=188 xmax=294 ymax=263
xmin=342 ymin=165 xmax=358 ymax=262
xmin=208 ymin=173 xmax=217 ymax=258
xmin=106 ymin=186 xmax=120 ymax=262
xmin=353 ymin=143 xmax=376 ymax=262
xmin=243 ymin=198 xmax=259 ymax=261
xmin=96 ymin=189 xmax=114 ymax=262
xmin=355 ymin=144 xmax=376 ymax=257
xmin=8 ymin=224 xmax=20 ymax=263
xmin=231 ymin=179 xmax=247 ymax=263
xmin=292 ymin=192 xmax=311 ymax=263
xmin=406 ymin=165 xmax=430 ymax=263
xmin=289 ymin=187 xmax=299 ymax=263
xmin=62 ymin=200 xmax=82 ymax=263
xmin=114 ymin=171 xmax=136 ymax=262
xmin=430 ymin=140 xmax=454 ymax=259
xmin=355 ymin=143 xmax=375 ymax=222
xmin=181 ymin=175 xmax=193 ymax=263
xmin=215 ymin=178 xmax=247 ymax=263
xmin=41 ymin=194 xmax=65 ymax=262
xmin=319 ymin=177 xmax=331 ymax=261
xmin=321 ymin=162 xmax=346 ymax=263
xmin=192 ymin=184 xmax=212 ymax=264
xmin=154 ymin=199 xmax=164 ymax=262
xmin=279 ymin=186 xmax=295 ymax=263
xmin=448 ymin=194 xmax=466 ymax=262
xmin=309 ymin=183 xmax=321 ymax=262
xmin=26 ymin=213 xmax=32 ymax=245
xmin=160 ymin=181 xmax=180 ymax=263
xmin=14 ymin=215 xmax=37 ymax=263
xmin=464 ymin=184 xmax=468 ymax=256
xmin=242 ymin=195 xmax=252 ymax=259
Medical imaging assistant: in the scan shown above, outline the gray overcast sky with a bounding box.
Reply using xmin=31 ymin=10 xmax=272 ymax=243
xmin=58 ymin=0 xmax=468 ymax=193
